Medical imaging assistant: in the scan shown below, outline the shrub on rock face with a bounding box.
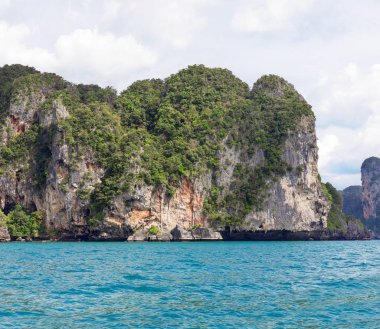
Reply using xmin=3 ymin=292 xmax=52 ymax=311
xmin=324 ymin=183 xmax=364 ymax=234
xmin=148 ymin=225 xmax=159 ymax=235
xmin=6 ymin=205 xmax=43 ymax=238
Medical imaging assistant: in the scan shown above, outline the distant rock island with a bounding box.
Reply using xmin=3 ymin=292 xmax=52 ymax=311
xmin=342 ymin=157 xmax=380 ymax=238
xmin=0 ymin=64 xmax=369 ymax=241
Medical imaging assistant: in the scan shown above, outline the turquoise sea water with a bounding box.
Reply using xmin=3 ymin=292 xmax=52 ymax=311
xmin=0 ymin=241 xmax=379 ymax=328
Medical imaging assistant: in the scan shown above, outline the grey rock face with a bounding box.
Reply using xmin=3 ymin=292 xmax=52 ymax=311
xmin=340 ymin=157 xmax=380 ymax=238
xmin=243 ymin=116 xmax=329 ymax=231
xmin=0 ymin=226 xmax=10 ymax=242
xmin=348 ymin=157 xmax=380 ymax=237
xmin=154 ymin=233 xmax=173 ymax=241
xmin=170 ymin=225 xmax=222 ymax=241
xmin=361 ymin=157 xmax=380 ymax=220
xmin=342 ymin=186 xmax=363 ymax=219
xmin=127 ymin=231 xmax=146 ymax=242
xmin=191 ymin=227 xmax=222 ymax=240
xmin=171 ymin=225 xmax=194 ymax=241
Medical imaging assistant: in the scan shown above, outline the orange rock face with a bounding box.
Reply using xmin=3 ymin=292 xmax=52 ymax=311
xmin=10 ymin=115 xmax=27 ymax=136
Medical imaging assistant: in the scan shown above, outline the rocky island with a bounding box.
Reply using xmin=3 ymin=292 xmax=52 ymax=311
xmin=342 ymin=157 xmax=380 ymax=238
xmin=0 ymin=64 xmax=369 ymax=241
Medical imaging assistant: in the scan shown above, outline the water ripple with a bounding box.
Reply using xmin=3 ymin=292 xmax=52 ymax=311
xmin=0 ymin=241 xmax=379 ymax=328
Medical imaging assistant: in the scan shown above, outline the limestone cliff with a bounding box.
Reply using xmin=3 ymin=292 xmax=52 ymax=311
xmin=242 ymin=116 xmax=327 ymax=231
xmin=340 ymin=158 xmax=380 ymax=237
xmin=0 ymin=64 xmax=332 ymax=240
xmin=342 ymin=185 xmax=363 ymax=220
xmin=361 ymin=157 xmax=380 ymax=220
xmin=358 ymin=157 xmax=380 ymax=236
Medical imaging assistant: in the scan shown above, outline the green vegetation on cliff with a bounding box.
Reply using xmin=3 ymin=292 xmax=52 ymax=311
xmin=0 ymin=70 xmax=72 ymax=186
xmin=0 ymin=64 xmax=319 ymax=228
xmin=1 ymin=206 xmax=43 ymax=238
xmin=204 ymin=75 xmax=314 ymax=226
xmin=322 ymin=182 xmax=365 ymax=235
xmin=0 ymin=64 xmax=38 ymax=122
xmin=115 ymin=66 xmax=250 ymax=186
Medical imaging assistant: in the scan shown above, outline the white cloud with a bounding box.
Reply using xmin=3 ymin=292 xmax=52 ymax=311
xmin=0 ymin=0 xmax=10 ymax=12
xmin=123 ymin=0 xmax=215 ymax=48
xmin=0 ymin=21 xmax=156 ymax=87
xmin=311 ymin=63 xmax=380 ymax=128
xmin=318 ymin=133 xmax=340 ymax=170
xmin=0 ymin=21 xmax=57 ymax=69
xmin=314 ymin=64 xmax=380 ymax=188
xmin=62 ymin=0 xmax=215 ymax=49
xmin=323 ymin=173 xmax=361 ymax=190
xmin=55 ymin=29 xmax=157 ymax=83
xmin=359 ymin=113 xmax=380 ymax=153
xmin=231 ymin=0 xmax=315 ymax=32
xmin=102 ymin=0 xmax=122 ymax=22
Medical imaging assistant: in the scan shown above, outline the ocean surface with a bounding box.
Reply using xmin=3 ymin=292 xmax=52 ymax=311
xmin=0 ymin=241 xmax=379 ymax=328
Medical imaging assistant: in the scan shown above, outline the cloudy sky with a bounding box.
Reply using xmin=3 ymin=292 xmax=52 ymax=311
xmin=1 ymin=0 xmax=380 ymax=189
